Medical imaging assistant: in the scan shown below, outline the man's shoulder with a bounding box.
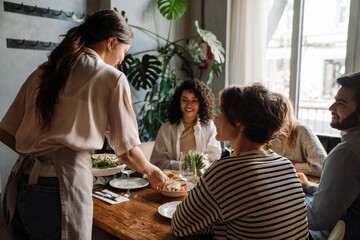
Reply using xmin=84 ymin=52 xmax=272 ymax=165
xmin=337 ymin=131 xmax=360 ymax=152
xmin=328 ymin=135 xmax=360 ymax=164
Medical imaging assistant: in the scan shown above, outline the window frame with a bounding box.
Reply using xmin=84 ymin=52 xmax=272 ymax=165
xmin=289 ymin=0 xmax=360 ymax=119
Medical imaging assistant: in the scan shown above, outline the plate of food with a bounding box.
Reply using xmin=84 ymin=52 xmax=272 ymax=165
xmin=162 ymin=169 xmax=181 ymax=180
xmin=91 ymin=154 xmax=126 ymax=176
xmin=158 ymin=201 xmax=182 ymax=219
xmin=160 ymin=180 xmax=194 ymax=198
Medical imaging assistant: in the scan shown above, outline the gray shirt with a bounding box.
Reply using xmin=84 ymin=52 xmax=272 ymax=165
xmin=306 ymin=128 xmax=360 ymax=240
xmin=271 ymin=124 xmax=327 ymax=177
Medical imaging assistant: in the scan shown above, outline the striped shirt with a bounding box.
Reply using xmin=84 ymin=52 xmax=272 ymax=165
xmin=171 ymin=149 xmax=309 ymax=240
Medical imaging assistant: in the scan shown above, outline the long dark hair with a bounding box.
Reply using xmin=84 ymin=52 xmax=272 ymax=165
xmin=168 ymin=78 xmax=215 ymax=126
xmin=36 ymin=10 xmax=133 ymax=130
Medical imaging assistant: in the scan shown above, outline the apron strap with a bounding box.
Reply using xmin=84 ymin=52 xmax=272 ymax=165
xmin=5 ymin=152 xmax=52 ymax=228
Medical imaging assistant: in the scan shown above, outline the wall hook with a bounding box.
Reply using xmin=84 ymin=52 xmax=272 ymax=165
xmin=40 ymin=7 xmax=50 ymax=14
xmin=41 ymin=41 xmax=52 ymax=47
xmin=30 ymin=40 xmax=39 ymax=46
xmin=14 ymin=2 xmax=23 ymax=9
xmin=64 ymin=11 xmax=74 ymax=17
xmin=54 ymin=9 xmax=63 ymax=16
xmin=75 ymin=12 xmax=86 ymax=20
xmin=27 ymin=5 xmax=37 ymax=12
xmin=16 ymin=39 xmax=25 ymax=45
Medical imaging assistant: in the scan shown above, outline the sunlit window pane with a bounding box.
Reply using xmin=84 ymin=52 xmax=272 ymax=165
xmin=266 ymin=0 xmax=293 ymax=97
xmin=266 ymin=0 xmax=349 ymax=136
xmin=298 ymin=0 xmax=350 ymax=136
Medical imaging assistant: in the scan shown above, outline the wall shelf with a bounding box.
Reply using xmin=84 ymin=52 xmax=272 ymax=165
xmin=4 ymin=1 xmax=86 ymax=23
xmin=6 ymin=38 xmax=58 ymax=51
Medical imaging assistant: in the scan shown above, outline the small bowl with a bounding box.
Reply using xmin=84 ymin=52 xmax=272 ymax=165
xmin=160 ymin=180 xmax=194 ymax=198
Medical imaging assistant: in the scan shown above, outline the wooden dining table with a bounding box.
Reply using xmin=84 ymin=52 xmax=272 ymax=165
xmin=92 ymin=184 xmax=209 ymax=240
xmin=93 ymin=174 xmax=320 ymax=240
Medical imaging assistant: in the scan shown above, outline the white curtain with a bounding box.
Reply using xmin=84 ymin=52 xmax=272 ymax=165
xmin=228 ymin=0 xmax=267 ymax=86
xmin=227 ymin=0 xmax=288 ymax=87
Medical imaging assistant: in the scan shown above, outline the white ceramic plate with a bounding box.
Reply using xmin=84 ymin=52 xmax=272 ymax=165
xmin=158 ymin=201 xmax=182 ymax=219
xmin=160 ymin=180 xmax=194 ymax=198
xmin=91 ymin=154 xmax=125 ymax=176
xmin=109 ymin=177 xmax=149 ymax=190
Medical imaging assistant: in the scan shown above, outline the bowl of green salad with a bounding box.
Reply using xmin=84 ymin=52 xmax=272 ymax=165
xmin=91 ymin=154 xmax=125 ymax=176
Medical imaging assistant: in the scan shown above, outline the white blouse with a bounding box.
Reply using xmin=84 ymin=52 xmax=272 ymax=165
xmin=150 ymin=119 xmax=221 ymax=170
xmin=0 ymin=47 xmax=140 ymax=156
xmin=0 ymin=48 xmax=140 ymax=239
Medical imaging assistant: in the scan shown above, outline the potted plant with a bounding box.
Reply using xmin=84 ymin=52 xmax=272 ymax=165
xmin=117 ymin=0 xmax=225 ymax=141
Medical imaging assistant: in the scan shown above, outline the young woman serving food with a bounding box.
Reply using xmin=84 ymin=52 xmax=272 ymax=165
xmin=0 ymin=10 xmax=166 ymax=240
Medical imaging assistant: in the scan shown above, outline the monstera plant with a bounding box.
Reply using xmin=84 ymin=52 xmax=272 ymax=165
xmin=117 ymin=0 xmax=225 ymax=142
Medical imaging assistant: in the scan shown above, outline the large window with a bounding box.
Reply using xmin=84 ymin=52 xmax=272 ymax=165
xmin=265 ymin=0 xmax=354 ymax=136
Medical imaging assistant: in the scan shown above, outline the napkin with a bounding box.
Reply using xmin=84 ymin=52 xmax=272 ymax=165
xmin=92 ymin=189 xmax=129 ymax=204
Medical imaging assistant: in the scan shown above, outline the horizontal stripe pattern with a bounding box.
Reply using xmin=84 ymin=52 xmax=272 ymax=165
xmin=171 ymin=150 xmax=308 ymax=239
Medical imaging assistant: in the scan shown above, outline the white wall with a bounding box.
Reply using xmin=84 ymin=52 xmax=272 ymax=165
xmin=111 ymin=0 xmax=171 ymax=114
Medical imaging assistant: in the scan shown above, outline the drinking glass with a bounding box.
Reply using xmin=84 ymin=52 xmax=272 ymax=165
xmin=224 ymin=142 xmax=233 ymax=156
xmin=179 ymin=151 xmax=197 ymax=182
xmin=120 ymin=167 xmax=137 ymax=198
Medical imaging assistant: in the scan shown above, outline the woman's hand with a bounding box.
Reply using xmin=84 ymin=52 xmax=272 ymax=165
xmin=145 ymin=166 xmax=167 ymax=191
xmin=297 ymin=172 xmax=309 ymax=191
xmin=118 ymin=146 xmax=167 ymax=191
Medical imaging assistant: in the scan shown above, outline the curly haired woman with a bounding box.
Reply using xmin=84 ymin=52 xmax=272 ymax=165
xmin=150 ymin=78 xmax=221 ymax=170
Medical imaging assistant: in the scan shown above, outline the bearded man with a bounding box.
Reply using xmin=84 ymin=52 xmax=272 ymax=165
xmin=298 ymin=72 xmax=360 ymax=240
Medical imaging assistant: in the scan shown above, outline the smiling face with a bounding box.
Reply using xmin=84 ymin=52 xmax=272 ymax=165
xmin=104 ymin=38 xmax=131 ymax=67
xmin=180 ymin=90 xmax=200 ymax=124
xmin=329 ymin=86 xmax=360 ymax=132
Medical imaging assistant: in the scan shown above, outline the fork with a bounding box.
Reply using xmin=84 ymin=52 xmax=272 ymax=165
xmin=94 ymin=190 xmax=121 ymax=201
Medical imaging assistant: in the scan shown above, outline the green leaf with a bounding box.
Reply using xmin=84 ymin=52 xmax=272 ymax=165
xmin=118 ymin=53 xmax=134 ymax=76
xmin=195 ymin=21 xmax=225 ymax=63
xmin=157 ymin=0 xmax=188 ymax=20
xmin=119 ymin=54 xmax=162 ymax=91
xmin=186 ymin=39 xmax=205 ymax=63
xmin=212 ymin=62 xmax=223 ymax=77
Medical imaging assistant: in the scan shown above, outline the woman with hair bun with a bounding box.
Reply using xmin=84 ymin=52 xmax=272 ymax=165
xmin=0 ymin=10 xmax=166 ymax=239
